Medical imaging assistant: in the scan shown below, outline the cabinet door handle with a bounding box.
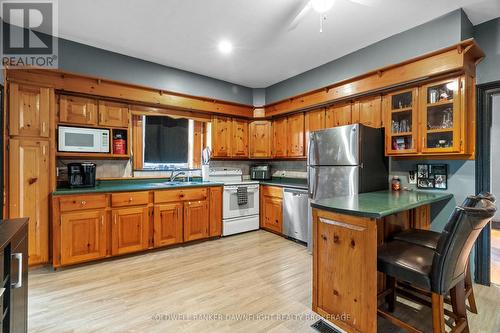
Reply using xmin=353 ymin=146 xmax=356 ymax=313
xmin=11 ymin=252 xmax=23 ymax=289
xmin=114 ymin=215 xmax=117 ymax=225
xmin=101 ymin=215 xmax=104 ymax=226
xmin=42 ymin=122 xmax=46 ymax=133
xmin=100 ymin=112 xmax=104 ymax=124
xmin=81 ymin=200 xmax=86 ymax=205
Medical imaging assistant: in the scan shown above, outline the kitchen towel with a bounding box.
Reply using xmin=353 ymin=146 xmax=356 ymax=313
xmin=236 ymin=187 xmax=248 ymax=206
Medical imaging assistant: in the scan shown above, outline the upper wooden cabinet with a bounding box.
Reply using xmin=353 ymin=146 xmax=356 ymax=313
xmin=9 ymin=83 xmax=51 ymax=137
xmin=287 ymin=113 xmax=305 ymax=157
xmin=325 ymin=103 xmax=352 ymax=128
xmin=184 ymin=200 xmax=209 ymax=242
xmin=231 ymin=119 xmax=249 ymax=157
xmin=211 ymin=116 xmax=232 ymax=158
xmin=249 ymin=120 xmax=272 ymax=159
xmin=272 ymin=117 xmax=288 ymax=158
xmin=59 ymin=95 xmax=97 ymax=126
xmin=353 ymin=96 xmax=383 ymax=128
xmin=154 ymin=203 xmax=183 ymax=247
xmin=384 ymin=76 xmax=472 ymax=157
xmin=9 ymin=138 xmax=50 ymax=265
xmin=384 ymin=88 xmax=419 ymax=155
xmin=60 ymin=209 xmax=107 ymax=266
xmin=305 ymin=108 xmax=326 ymax=156
xmin=98 ymin=101 xmax=129 ymax=128
xmin=111 ymin=206 xmax=149 ymax=255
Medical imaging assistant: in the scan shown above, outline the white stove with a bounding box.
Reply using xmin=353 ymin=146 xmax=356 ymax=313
xmin=209 ymin=168 xmax=260 ymax=236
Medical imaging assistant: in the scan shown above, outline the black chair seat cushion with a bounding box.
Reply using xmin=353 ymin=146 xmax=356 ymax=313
xmin=392 ymin=229 xmax=441 ymax=250
xmin=378 ymin=240 xmax=435 ymax=291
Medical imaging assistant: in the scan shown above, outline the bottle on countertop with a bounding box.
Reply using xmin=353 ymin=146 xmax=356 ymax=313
xmin=391 ymin=176 xmax=401 ymax=191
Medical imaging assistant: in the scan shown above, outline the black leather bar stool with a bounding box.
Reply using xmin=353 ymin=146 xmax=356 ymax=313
xmin=377 ymin=199 xmax=496 ymax=333
xmin=392 ymin=192 xmax=496 ymax=314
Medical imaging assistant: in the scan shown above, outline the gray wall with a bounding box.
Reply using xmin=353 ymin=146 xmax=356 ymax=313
xmin=58 ymin=38 xmax=253 ymax=105
xmin=474 ymin=17 xmax=500 ymax=85
xmin=265 ymin=9 xmax=467 ymax=104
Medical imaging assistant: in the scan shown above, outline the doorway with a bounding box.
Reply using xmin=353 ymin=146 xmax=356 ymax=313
xmin=491 ymin=93 xmax=500 ymax=285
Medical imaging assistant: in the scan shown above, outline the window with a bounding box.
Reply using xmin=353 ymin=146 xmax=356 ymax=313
xmin=142 ymin=115 xmax=194 ymax=169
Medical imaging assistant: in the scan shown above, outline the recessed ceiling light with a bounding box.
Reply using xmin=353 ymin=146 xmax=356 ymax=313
xmin=218 ymin=40 xmax=233 ymax=55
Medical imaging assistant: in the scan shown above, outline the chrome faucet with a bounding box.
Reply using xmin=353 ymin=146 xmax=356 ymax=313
xmin=170 ymin=170 xmax=186 ymax=182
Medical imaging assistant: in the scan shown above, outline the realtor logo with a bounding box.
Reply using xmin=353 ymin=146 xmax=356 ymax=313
xmin=1 ymin=0 xmax=58 ymax=68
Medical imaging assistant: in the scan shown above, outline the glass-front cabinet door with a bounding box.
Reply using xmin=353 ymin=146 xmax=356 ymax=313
xmin=420 ymin=78 xmax=462 ymax=153
xmin=384 ymin=88 xmax=418 ymax=155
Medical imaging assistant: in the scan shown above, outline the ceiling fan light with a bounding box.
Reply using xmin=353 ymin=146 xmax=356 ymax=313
xmin=311 ymin=0 xmax=335 ymax=13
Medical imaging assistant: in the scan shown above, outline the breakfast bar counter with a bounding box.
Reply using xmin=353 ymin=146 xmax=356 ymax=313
xmin=311 ymin=190 xmax=452 ymax=333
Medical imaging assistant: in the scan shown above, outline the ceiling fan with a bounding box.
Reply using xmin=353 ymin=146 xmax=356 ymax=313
xmin=289 ymin=0 xmax=378 ymax=32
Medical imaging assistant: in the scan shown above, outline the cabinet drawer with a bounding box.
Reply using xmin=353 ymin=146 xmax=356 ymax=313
xmin=59 ymin=194 xmax=107 ymax=212
xmin=111 ymin=191 xmax=149 ymax=207
xmin=155 ymin=188 xmax=208 ymax=203
xmin=261 ymin=186 xmax=283 ymax=198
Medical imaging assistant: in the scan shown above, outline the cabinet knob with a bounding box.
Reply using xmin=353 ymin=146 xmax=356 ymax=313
xmin=81 ymin=200 xmax=86 ymax=205
xmin=129 ymin=197 xmax=133 ymax=202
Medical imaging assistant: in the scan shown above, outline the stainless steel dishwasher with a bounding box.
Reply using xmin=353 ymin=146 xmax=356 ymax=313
xmin=283 ymin=188 xmax=309 ymax=243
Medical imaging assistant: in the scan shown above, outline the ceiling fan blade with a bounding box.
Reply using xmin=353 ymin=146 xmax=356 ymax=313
xmin=288 ymin=1 xmax=312 ymax=31
xmin=348 ymin=0 xmax=379 ymax=7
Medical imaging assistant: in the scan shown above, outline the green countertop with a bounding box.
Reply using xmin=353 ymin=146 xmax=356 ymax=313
xmin=53 ymin=178 xmax=224 ymax=195
xmin=311 ymin=190 xmax=453 ymax=218
xmin=260 ymin=178 xmax=308 ymax=190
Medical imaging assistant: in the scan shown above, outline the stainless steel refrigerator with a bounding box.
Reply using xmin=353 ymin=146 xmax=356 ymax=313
xmin=307 ymin=123 xmax=388 ymax=251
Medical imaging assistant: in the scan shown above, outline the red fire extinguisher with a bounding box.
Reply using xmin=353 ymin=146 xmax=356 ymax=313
xmin=113 ymin=133 xmax=126 ymax=155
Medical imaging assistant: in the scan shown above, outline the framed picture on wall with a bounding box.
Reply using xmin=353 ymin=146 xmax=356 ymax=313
xmin=416 ymin=164 xmax=448 ymax=190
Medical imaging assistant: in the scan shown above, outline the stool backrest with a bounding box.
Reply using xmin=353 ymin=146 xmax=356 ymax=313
xmin=431 ymin=199 xmax=496 ymax=293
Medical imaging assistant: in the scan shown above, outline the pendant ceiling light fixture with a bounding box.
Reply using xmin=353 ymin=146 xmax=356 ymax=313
xmin=310 ymin=0 xmax=335 ymax=32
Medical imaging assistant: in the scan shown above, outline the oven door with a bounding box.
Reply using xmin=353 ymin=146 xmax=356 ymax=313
xmin=223 ymin=184 xmax=259 ymax=219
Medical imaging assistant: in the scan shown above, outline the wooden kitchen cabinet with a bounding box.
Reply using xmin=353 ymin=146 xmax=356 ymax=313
xmin=325 ymin=103 xmax=352 ymax=128
xmin=98 ymin=101 xmax=129 ymax=128
xmin=8 ymin=138 xmax=49 ymax=265
xmin=211 ymin=116 xmax=232 ymax=157
xmin=353 ymin=96 xmax=383 ymax=128
xmin=209 ymin=187 xmax=223 ymax=237
xmin=154 ymin=203 xmax=183 ymax=247
xmin=60 ymin=210 xmax=107 ymax=266
xmin=249 ymin=120 xmax=272 ymax=158
xmin=305 ymin=108 xmax=326 ymax=155
xmin=260 ymin=186 xmax=283 ymax=234
xmin=59 ymin=95 xmax=97 ymax=126
xmin=231 ymin=119 xmax=249 ymax=157
xmin=287 ymin=113 xmax=305 ymax=157
xmin=184 ymin=200 xmax=209 ymax=242
xmin=111 ymin=206 xmax=149 ymax=255
xmin=9 ymin=83 xmax=50 ymax=137
xmin=272 ymin=117 xmax=288 ymax=158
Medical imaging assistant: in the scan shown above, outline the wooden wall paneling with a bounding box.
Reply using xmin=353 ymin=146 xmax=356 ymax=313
xmin=6 ymin=69 xmax=254 ymax=118
xmin=131 ymin=115 xmax=143 ymax=170
xmin=287 ymin=113 xmax=305 ymax=157
xmin=249 ymin=120 xmax=272 ymax=159
xmin=192 ymin=121 xmax=203 ymax=168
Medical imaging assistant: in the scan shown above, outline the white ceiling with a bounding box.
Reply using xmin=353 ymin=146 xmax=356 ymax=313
xmin=57 ymin=0 xmax=500 ymax=88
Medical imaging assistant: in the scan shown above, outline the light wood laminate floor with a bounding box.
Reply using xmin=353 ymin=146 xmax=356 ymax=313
xmin=29 ymin=230 xmax=500 ymax=333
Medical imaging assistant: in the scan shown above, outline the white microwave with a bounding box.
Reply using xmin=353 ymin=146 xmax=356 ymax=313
xmin=58 ymin=126 xmax=110 ymax=153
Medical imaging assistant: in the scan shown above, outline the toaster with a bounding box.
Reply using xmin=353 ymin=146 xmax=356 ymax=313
xmin=250 ymin=165 xmax=272 ymax=180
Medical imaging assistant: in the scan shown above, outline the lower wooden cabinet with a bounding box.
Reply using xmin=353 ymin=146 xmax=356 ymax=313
xmin=260 ymin=186 xmax=283 ymax=234
xmin=184 ymin=200 xmax=209 ymax=242
xmin=111 ymin=206 xmax=149 ymax=255
xmin=60 ymin=210 xmax=107 ymax=266
xmin=154 ymin=203 xmax=183 ymax=247
xmin=52 ymin=186 xmax=223 ymax=267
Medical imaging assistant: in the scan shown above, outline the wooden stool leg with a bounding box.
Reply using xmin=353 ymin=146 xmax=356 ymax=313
xmin=464 ymin=267 xmax=478 ymax=314
xmin=386 ymin=276 xmax=396 ymax=312
xmin=431 ymin=293 xmax=445 ymax=333
xmin=451 ymin=279 xmax=470 ymax=333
